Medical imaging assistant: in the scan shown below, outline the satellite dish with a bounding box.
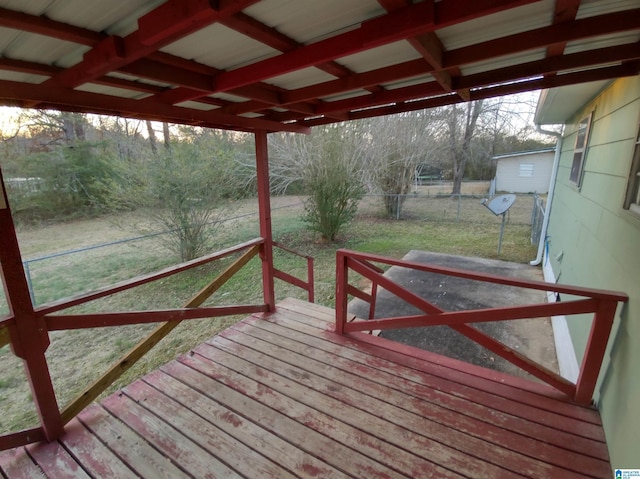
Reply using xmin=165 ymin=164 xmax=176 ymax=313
xmin=483 ymin=194 xmax=516 ymax=216
xmin=481 ymin=194 xmax=517 ymax=255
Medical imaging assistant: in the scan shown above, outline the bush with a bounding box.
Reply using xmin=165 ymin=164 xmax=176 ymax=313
xmin=144 ymin=141 xmax=235 ymax=261
xmin=303 ymin=144 xmax=364 ymax=242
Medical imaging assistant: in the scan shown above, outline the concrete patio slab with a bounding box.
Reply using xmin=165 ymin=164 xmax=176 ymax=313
xmin=348 ymin=250 xmax=559 ymax=380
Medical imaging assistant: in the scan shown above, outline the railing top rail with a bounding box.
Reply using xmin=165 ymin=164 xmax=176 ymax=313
xmin=338 ymin=249 xmax=628 ymax=303
xmin=36 ymin=238 xmax=265 ymax=316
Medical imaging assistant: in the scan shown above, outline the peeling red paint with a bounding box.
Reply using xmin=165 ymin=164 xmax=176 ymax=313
xmin=220 ymin=411 xmax=242 ymax=428
xmin=301 ymin=462 xmax=323 ymax=476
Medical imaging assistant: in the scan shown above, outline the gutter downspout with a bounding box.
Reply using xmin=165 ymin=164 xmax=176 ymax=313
xmin=530 ymin=125 xmax=563 ymax=266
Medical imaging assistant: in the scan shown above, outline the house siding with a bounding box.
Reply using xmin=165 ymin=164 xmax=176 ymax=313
xmin=494 ymin=151 xmax=554 ymax=193
xmin=545 ymin=75 xmax=640 ymax=468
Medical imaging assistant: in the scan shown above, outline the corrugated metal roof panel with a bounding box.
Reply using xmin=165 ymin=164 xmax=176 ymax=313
xmin=461 ymin=49 xmax=547 ymax=77
xmin=576 ymin=0 xmax=640 ymax=19
xmin=75 ymin=83 xmax=151 ymax=100
xmin=564 ymin=31 xmax=640 ymax=55
xmin=106 ymin=73 xmax=170 ymax=89
xmin=438 ymin=0 xmax=554 ymax=51
xmin=0 ymin=70 xmax=47 ymax=84
xmin=175 ymin=100 xmax=219 ymax=111
xmin=337 ymin=41 xmax=421 ymax=73
xmin=267 ymin=67 xmax=335 ymax=90
xmin=0 ymin=29 xmax=88 ymax=67
xmin=320 ymin=89 xmax=369 ymax=103
xmin=382 ymin=74 xmax=435 ymax=90
xmin=245 ymin=0 xmax=384 ymax=44
xmin=161 ymin=23 xmax=278 ymax=70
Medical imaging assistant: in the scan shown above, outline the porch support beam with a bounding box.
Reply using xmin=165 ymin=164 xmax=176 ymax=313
xmin=255 ymin=130 xmax=275 ymax=312
xmin=0 ymin=171 xmax=63 ymax=441
xmin=212 ymin=0 xmax=535 ymax=94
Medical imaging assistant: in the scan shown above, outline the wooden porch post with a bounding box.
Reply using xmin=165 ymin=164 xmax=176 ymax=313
xmin=255 ymin=130 xmax=275 ymax=311
xmin=0 ymin=170 xmax=63 ymax=440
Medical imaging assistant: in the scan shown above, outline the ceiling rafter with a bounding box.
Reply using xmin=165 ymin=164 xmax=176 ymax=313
xmin=445 ymin=8 xmax=640 ymax=67
xmin=137 ymin=7 xmax=386 ymax=118
xmin=376 ymin=0 xmax=466 ymax=100
xmin=0 ymin=4 xmax=321 ymax=112
xmin=298 ymin=61 xmax=640 ymax=128
xmin=43 ymin=0 xmax=259 ymax=89
xmin=210 ymin=0 xmax=538 ymax=94
xmin=0 ymin=0 xmax=638 ymax=133
xmin=267 ymin=42 xmax=640 ymax=124
xmin=0 ymin=78 xmax=309 ymax=134
xmin=546 ymin=0 xmax=581 ymax=58
xmin=222 ymin=7 xmax=640 ymax=119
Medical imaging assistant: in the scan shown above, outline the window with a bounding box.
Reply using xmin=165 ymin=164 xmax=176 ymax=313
xmin=569 ymin=113 xmax=592 ymax=187
xmin=624 ymin=121 xmax=640 ymax=215
xmin=518 ymin=163 xmax=534 ymax=177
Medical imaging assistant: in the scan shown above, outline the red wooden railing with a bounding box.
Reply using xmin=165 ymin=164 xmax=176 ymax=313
xmin=0 ymin=237 xmax=313 ymax=450
xmin=273 ymin=241 xmax=314 ymax=303
xmin=335 ymin=249 xmax=628 ymax=405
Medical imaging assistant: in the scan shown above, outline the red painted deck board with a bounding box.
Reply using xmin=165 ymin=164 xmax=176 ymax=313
xmin=0 ymin=298 xmax=611 ymax=478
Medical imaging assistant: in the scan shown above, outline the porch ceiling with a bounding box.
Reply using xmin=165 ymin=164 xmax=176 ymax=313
xmin=0 ymin=0 xmax=639 ymax=133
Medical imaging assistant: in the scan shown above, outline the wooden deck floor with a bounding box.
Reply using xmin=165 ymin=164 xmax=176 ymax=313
xmin=1 ymin=298 xmax=611 ymax=478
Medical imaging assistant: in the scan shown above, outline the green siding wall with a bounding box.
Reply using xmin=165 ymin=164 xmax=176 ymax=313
xmin=546 ymin=76 xmax=640 ymax=468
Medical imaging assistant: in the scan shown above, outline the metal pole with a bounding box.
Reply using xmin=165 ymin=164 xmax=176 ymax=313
xmin=498 ymin=212 xmax=506 ymax=255
xmin=23 ymin=261 xmax=36 ymax=305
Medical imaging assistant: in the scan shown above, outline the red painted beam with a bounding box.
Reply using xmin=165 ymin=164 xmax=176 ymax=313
xmin=255 ymin=131 xmax=275 ymax=312
xmin=546 ymin=0 xmax=581 ymax=57
xmin=0 ymin=6 xmax=103 ymax=45
xmin=45 ymin=0 xmax=259 ymax=89
xmin=222 ymin=11 xmax=357 ymax=79
xmin=315 ymin=82 xmax=445 ymax=116
xmin=211 ymin=1 xmax=439 ymax=93
xmin=214 ymin=0 xmax=534 ymax=93
xmin=445 ymin=8 xmax=640 ymax=68
xmin=0 ymin=172 xmax=63 ymax=441
xmin=297 ymin=61 xmax=640 ymax=128
xmin=454 ymin=42 xmax=640 ymax=90
xmin=228 ymin=7 xmax=640 ymax=118
xmin=0 ymin=80 xmax=308 ymax=134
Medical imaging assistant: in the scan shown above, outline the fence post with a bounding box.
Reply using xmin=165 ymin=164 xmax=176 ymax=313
xmin=23 ymin=261 xmax=36 ymax=305
xmin=396 ymin=194 xmax=401 ymax=220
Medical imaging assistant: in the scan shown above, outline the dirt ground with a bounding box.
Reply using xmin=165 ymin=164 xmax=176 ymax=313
xmin=348 ymin=250 xmax=559 ymax=380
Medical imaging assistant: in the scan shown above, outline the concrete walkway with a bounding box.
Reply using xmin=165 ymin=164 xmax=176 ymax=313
xmin=348 ymin=250 xmax=559 ymax=380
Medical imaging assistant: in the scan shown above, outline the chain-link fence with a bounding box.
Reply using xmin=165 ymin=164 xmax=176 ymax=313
xmin=357 ymin=191 xmax=543 ymax=228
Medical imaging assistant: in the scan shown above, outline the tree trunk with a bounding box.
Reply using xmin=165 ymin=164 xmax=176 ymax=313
xmin=451 ymin=100 xmax=483 ymax=195
xmin=146 ymin=120 xmax=158 ymax=155
xmin=163 ymin=122 xmax=171 ymax=152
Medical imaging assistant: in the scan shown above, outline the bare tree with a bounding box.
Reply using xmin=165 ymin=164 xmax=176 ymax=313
xmin=146 ymin=120 xmax=158 ymax=156
xmin=363 ymin=111 xmax=439 ymax=217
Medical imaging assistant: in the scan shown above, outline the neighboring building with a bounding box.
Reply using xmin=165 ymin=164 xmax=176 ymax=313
xmin=493 ymin=148 xmax=555 ymax=193
xmin=535 ymin=75 xmax=640 ymax=468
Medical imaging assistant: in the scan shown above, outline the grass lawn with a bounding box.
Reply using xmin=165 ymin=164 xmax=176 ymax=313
xmin=0 ymin=192 xmax=538 ymax=433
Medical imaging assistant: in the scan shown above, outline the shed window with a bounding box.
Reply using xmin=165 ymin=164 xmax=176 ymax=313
xmin=623 ymin=121 xmax=640 ymax=216
xmin=569 ymin=113 xmax=592 ymax=187
xmin=519 ymin=163 xmax=534 ymax=177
